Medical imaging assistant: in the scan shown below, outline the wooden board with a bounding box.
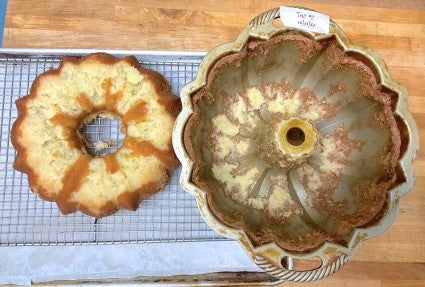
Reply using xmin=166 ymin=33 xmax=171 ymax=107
xmin=3 ymin=0 xmax=425 ymax=286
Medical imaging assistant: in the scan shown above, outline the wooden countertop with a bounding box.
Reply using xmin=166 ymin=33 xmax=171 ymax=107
xmin=3 ymin=0 xmax=425 ymax=286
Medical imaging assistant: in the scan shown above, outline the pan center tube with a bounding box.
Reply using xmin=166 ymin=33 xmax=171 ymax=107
xmin=276 ymin=117 xmax=318 ymax=162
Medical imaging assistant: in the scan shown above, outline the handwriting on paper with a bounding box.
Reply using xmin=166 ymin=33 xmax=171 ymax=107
xmin=279 ymin=7 xmax=330 ymax=34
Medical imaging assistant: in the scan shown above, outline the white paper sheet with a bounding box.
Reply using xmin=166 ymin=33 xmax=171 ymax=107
xmin=279 ymin=7 xmax=330 ymax=34
xmin=0 ymin=241 xmax=262 ymax=285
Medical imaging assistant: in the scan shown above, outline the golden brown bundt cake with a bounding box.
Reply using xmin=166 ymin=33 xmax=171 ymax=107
xmin=12 ymin=53 xmax=181 ymax=218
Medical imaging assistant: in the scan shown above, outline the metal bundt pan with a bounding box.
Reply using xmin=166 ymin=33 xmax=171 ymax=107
xmin=172 ymin=7 xmax=419 ymax=282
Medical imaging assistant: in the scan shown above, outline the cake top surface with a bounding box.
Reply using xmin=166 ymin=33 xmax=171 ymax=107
xmin=12 ymin=53 xmax=181 ymax=218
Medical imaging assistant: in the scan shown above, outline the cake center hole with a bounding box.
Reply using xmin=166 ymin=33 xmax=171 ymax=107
xmin=286 ymin=127 xmax=305 ymax=146
xmin=80 ymin=116 xmax=125 ymax=156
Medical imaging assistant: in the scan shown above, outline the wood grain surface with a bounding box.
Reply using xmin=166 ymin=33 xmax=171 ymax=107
xmin=3 ymin=0 xmax=425 ymax=286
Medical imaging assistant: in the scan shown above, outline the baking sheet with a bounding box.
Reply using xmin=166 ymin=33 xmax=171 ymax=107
xmin=0 ymin=49 xmax=276 ymax=285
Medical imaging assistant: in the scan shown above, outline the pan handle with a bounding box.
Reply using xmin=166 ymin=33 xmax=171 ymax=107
xmin=254 ymin=253 xmax=350 ymax=282
xmin=248 ymin=7 xmax=282 ymax=28
xmin=248 ymin=6 xmax=332 ymax=32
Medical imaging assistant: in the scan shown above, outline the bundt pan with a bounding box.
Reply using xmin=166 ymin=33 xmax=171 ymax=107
xmin=172 ymin=7 xmax=419 ymax=282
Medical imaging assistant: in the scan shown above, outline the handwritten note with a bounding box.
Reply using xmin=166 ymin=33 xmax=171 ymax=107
xmin=279 ymin=7 xmax=330 ymax=34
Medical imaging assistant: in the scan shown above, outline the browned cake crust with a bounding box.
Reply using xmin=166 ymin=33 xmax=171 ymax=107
xmin=12 ymin=53 xmax=181 ymax=218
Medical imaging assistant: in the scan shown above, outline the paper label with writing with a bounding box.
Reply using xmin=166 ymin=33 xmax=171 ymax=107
xmin=279 ymin=7 xmax=330 ymax=34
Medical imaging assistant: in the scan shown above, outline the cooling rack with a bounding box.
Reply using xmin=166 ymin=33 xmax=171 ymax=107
xmin=0 ymin=49 xmax=226 ymax=246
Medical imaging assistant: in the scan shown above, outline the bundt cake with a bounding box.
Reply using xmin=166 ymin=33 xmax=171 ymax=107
xmin=12 ymin=53 xmax=181 ymax=218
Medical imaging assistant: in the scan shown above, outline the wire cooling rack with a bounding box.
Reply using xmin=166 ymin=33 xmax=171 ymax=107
xmin=0 ymin=49 xmax=226 ymax=246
